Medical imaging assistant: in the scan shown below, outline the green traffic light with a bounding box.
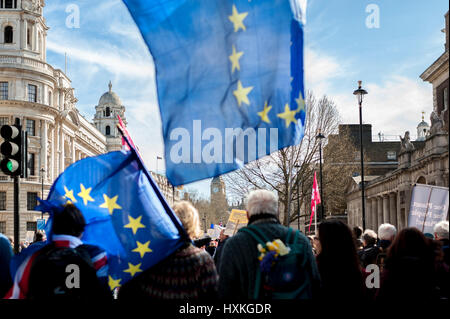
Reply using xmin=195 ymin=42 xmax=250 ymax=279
xmin=7 ymin=160 xmax=13 ymax=172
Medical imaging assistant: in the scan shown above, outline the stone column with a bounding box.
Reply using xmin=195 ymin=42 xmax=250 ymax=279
xmin=59 ymin=127 xmax=64 ymax=174
xmin=366 ymin=199 xmax=372 ymax=230
xmin=389 ymin=193 xmax=397 ymax=228
xmin=371 ymin=198 xmax=377 ymax=231
xmin=377 ymin=197 xmax=383 ymax=229
xmin=40 ymin=120 xmax=47 ymax=180
xmin=383 ymin=195 xmax=390 ymax=225
xmin=72 ymin=138 xmax=76 ymax=164
xmin=51 ymin=126 xmax=55 ymax=182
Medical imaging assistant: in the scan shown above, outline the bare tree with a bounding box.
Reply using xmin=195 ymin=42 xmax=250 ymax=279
xmin=224 ymin=92 xmax=357 ymax=226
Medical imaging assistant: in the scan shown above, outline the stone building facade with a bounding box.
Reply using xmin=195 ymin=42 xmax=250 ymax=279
xmin=0 ymin=0 xmax=110 ymax=240
xmin=346 ymin=11 xmax=449 ymax=232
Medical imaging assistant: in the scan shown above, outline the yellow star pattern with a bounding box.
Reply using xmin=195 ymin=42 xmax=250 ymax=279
xmin=78 ymin=184 xmax=94 ymax=206
xmin=228 ymin=4 xmax=248 ymax=32
xmin=99 ymin=194 xmax=122 ymax=215
xmin=132 ymin=241 xmax=153 ymax=258
xmin=124 ymin=215 xmax=146 ymax=235
xmin=257 ymin=101 xmax=272 ymax=124
xmin=229 ymin=45 xmax=244 ymax=73
xmin=295 ymin=91 xmax=305 ymax=112
xmin=64 ymin=186 xmax=77 ymax=203
xmin=123 ymin=262 xmax=143 ymax=277
xmin=277 ymin=104 xmax=298 ymax=128
xmin=233 ymin=81 xmax=253 ymax=106
xmin=108 ymin=276 xmax=121 ymax=291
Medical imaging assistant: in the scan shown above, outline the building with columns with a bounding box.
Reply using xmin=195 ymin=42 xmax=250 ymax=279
xmin=0 ymin=0 xmax=109 ymax=240
xmin=346 ymin=11 xmax=449 ymax=232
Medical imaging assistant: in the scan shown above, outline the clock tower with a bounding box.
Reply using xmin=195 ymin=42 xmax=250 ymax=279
xmin=210 ymin=176 xmax=228 ymax=225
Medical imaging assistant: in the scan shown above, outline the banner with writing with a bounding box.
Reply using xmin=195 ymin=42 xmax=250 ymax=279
xmin=408 ymin=184 xmax=449 ymax=234
xmin=224 ymin=209 xmax=248 ymax=236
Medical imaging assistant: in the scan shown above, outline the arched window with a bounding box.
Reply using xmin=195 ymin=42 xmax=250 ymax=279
xmin=105 ymin=107 xmax=111 ymax=117
xmin=4 ymin=26 xmax=13 ymax=44
xmin=105 ymin=126 xmax=111 ymax=136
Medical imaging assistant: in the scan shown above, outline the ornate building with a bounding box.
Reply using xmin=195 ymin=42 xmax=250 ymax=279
xmin=346 ymin=11 xmax=449 ymax=231
xmin=0 ymin=1 xmax=108 ymax=239
xmin=93 ymin=81 xmax=126 ymax=152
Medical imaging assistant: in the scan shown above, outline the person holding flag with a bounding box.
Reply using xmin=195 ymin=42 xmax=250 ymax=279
xmin=309 ymin=172 xmax=321 ymax=234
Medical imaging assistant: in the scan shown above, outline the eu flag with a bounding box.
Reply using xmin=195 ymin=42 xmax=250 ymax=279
xmin=123 ymin=0 xmax=307 ymax=186
xmin=40 ymin=148 xmax=188 ymax=290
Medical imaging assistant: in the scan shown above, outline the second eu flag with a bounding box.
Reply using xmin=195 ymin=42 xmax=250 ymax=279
xmin=123 ymin=0 xmax=307 ymax=186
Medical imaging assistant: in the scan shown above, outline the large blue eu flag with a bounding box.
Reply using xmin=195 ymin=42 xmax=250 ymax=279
xmin=39 ymin=146 xmax=188 ymax=291
xmin=123 ymin=0 xmax=307 ymax=186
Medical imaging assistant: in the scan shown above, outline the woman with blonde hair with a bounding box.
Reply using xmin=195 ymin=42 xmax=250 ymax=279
xmin=118 ymin=201 xmax=218 ymax=300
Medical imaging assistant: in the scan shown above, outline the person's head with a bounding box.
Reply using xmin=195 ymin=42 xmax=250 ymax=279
xmin=362 ymin=229 xmax=377 ymax=247
xmin=245 ymin=189 xmax=278 ymax=219
xmin=387 ymin=227 xmax=434 ymax=263
xmin=433 ymin=220 xmax=449 ymax=241
xmin=172 ymin=201 xmax=202 ymax=240
xmin=52 ymin=203 xmax=86 ymax=238
xmin=317 ymin=220 xmax=361 ymax=274
xmin=33 ymin=230 xmax=46 ymax=242
xmin=378 ymin=223 xmax=397 ymax=242
xmin=353 ymin=226 xmax=363 ymax=239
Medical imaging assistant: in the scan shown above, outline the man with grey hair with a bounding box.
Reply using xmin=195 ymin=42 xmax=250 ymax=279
xmin=357 ymin=229 xmax=380 ymax=268
xmin=218 ymin=189 xmax=321 ymax=299
xmin=434 ymin=220 xmax=449 ymax=266
xmin=378 ymin=223 xmax=397 ymax=250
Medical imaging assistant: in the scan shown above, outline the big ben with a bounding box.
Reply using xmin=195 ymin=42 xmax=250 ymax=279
xmin=210 ymin=176 xmax=228 ymax=225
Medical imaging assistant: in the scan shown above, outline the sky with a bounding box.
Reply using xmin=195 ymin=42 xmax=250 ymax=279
xmin=43 ymin=0 xmax=448 ymax=199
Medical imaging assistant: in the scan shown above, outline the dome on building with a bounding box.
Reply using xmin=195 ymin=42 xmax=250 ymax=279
xmin=98 ymin=81 xmax=122 ymax=106
xmin=416 ymin=112 xmax=430 ymax=141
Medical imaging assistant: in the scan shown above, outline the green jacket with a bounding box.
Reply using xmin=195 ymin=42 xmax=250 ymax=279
xmin=218 ymin=218 xmax=321 ymax=299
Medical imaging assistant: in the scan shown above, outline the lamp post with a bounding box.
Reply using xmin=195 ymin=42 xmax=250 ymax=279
xmin=353 ymin=80 xmax=368 ymax=230
xmin=40 ymin=167 xmax=45 ymax=219
xmin=316 ymin=129 xmax=325 ymax=222
xmin=156 ymin=156 xmax=162 ymax=174
xmin=294 ymin=164 xmax=301 ymax=231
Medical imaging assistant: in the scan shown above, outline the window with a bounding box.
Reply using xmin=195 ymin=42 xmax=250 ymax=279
xmin=48 ymin=91 xmax=52 ymax=106
xmin=28 ymin=153 xmax=35 ymax=176
xmin=4 ymin=26 xmax=13 ymax=43
xmin=0 ymin=192 xmax=6 ymax=210
xmin=387 ymin=151 xmax=396 ymax=160
xmin=5 ymin=0 xmax=14 ymax=9
xmin=106 ymin=107 xmax=111 ymax=117
xmin=26 ymin=222 xmax=37 ymax=232
xmin=28 ymin=84 xmax=37 ymax=102
xmin=27 ymin=192 xmax=38 ymax=211
xmin=105 ymin=125 xmax=110 ymax=136
xmin=0 ymin=221 xmax=5 ymax=235
xmin=0 ymin=117 xmax=8 ymax=126
xmin=26 ymin=119 xmax=35 ymax=136
xmin=0 ymin=82 xmax=8 ymax=100
xmin=27 ymin=28 xmax=31 ymax=46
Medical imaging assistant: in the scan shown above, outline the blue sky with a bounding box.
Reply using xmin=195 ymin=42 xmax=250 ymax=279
xmin=43 ymin=0 xmax=448 ymax=199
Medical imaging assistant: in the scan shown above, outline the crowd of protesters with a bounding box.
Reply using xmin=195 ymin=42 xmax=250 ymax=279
xmin=0 ymin=189 xmax=448 ymax=301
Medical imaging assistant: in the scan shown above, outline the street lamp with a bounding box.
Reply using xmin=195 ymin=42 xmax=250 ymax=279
xmin=316 ymin=129 xmax=325 ymax=222
xmin=40 ymin=167 xmax=45 ymax=219
xmin=353 ymin=80 xmax=368 ymax=230
xmin=294 ymin=164 xmax=301 ymax=231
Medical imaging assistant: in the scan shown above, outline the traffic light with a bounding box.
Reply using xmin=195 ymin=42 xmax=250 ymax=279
xmin=1 ymin=124 xmax=22 ymax=176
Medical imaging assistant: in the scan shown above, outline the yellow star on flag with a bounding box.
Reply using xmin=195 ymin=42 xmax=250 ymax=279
xmin=229 ymin=45 xmax=244 ymax=73
xmin=124 ymin=215 xmax=146 ymax=235
xmin=295 ymin=91 xmax=305 ymax=113
xmin=257 ymin=101 xmax=272 ymax=123
xmin=277 ymin=104 xmax=298 ymax=128
xmin=123 ymin=262 xmax=143 ymax=277
xmin=64 ymin=186 xmax=77 ymax=203
xmin=233 ymin=81 xmax=253 ymax=106
xmin=99 ymin=194 xmax=122 ymax=215
xmin=78 ymin=184 xmax=94 ymax=206
xmin=228 ymin=4 xmax=248 ymax=32
xmin=132 ymin=241 xmax=152 ymax=258
xmin=108 ymin=276 xmax=121 ymax=291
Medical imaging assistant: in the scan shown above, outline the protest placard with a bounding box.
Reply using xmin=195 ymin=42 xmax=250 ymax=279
xmin=224 ymin=209 xmax=248 ymax=236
